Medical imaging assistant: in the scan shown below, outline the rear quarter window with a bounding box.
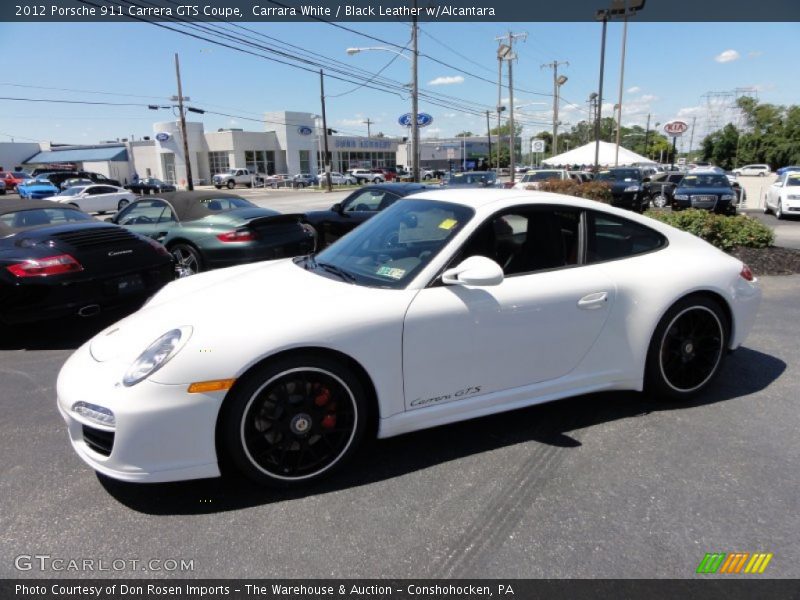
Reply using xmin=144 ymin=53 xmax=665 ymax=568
xmin=586 ymin=211 xmax=667 ymax=263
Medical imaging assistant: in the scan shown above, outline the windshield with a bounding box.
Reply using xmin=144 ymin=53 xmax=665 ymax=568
xmin=522 ymin=171 xmax=562 ymax=182
xmin=448 ymin=173 xmax=494 ymax=185
xmin=58 ymin=187 xmax=86 ymax=196
xmin=595 ymin=169 xmax=642 ymax=182
xmin=307 ymin=198 xmax=474 ymax=289
xmin=679 ymin=174 xmax=731 ymax=188
xmin=786 ymin=175 xmax=800 ymax=187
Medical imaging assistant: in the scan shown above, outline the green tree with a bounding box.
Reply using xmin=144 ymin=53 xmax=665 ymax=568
xmin=489 ymin=122 xmax=524 ymax=137
xmin=455 ymin=131 xmax=474 ymax=137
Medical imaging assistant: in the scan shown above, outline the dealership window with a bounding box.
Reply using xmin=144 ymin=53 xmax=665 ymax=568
xmin=208 ymin=151 xmax=230 ymax=175
xmin=299 ymin=150 xmax=310 ymax=174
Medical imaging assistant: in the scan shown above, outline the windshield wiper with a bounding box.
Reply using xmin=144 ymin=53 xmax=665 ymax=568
xmin=317 ymin=261 xmax=357 ymax=283
xmin=300 ymin=253 xmax=318 ymax=270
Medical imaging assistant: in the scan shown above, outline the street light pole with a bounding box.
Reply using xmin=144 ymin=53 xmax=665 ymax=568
xmin=174 ymin=53 xmax=193 ymax=191
xmin=486 ymin=110 xmax=492 ymax=170
xmin=319 ymin=69 xmax=332 ymax=192
xmin=614 ymin=1 xmax=629 ymax=167
xmin=411 ymin=5 xmax=420 ymax=183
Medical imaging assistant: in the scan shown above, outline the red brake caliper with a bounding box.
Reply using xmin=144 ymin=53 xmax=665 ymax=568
xmin=315 ymin=387 xmax=337 ymax=429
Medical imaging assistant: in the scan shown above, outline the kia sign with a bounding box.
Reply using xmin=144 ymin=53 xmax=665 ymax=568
xmin=297 ymin=126 xmax=313 ymax=136
xmin=663 ymin=120 xmax=689 ymax=136
xmin=155 ymin=132 xmax=171 ymax=142
xmin=398 ymin=113 xmax=434 ymax=128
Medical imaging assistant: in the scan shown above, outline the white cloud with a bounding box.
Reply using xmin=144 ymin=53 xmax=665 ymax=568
xmin=748 ymin=50 xmax=763 ymax=58
xmin=627 ymin=86 xmax=641 ymax=94
xmin=228 ymin=119 xmax=239 ymax=126
xmin=337 ymin=118 xmax=367 ymax=127
xmin=714 ymin=49 xmax=740 ymax=63
xmin=443 ymin=112 xmax=457 ymax=118
xmin=677 ymin=105 xmax=705 ymax=118
xmin=422 ymin=127 xmax=442 ymax=138
xmin=640 ymin=94 xmax=658 ymax=103
xmin=428 ymin=75 xmax=464 ymax=86
xmin=752 ymin=82 xmax=776 ymax=92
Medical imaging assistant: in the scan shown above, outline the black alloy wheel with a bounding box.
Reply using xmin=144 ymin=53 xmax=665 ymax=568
xmin=219 ymin=355 xmax=368 ymax=487
xmin=646 ymin=296 xmax=728 ymax=400
xmin=171 ymin=243 xmax=203 ymax=277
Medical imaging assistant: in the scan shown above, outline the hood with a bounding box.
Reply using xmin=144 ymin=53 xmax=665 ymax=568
xmin=675 ymin=186 xmax=733 ymax=195
xmin=87 ymin=259 xmax=414 ymax=376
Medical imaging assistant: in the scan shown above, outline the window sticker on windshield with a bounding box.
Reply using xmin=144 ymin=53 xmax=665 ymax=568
xmin=376 ymin=266 xmax=406 ymax=279
xmin=439 ymin=218 xmax=458 ymax=230
xmin=789 ymin=173 xmax=800 ymax=179
xmin=684 ymin=176 xmax=697 ymax=180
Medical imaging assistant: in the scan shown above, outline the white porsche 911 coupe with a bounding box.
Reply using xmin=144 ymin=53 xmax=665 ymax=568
xmin=57 ymin=190 xmax=761 ymax=487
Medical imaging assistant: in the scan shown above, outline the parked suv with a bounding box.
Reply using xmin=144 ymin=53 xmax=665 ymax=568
xmin=212 ymin=168 xmax=262 ymax=189
xmin=349 ymin=169 xmax=385 ymax=184
xmin=732 ymin=164 xmax=771 ymax=177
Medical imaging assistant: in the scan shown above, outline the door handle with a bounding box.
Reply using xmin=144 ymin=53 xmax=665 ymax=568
xmin=578 ymin=292 xmax=608 ymax=309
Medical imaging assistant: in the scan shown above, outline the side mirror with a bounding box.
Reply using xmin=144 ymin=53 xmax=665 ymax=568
xmin=442 ymin=256 xmax=504 ymax=287
xmin=331 ymin=203 xmax=343 ymax=213
xmin=642 ymin=177 xmax=651 ymax=183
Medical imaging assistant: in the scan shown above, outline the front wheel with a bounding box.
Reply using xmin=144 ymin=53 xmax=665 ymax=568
xmin=652 ymin=192 xmax=668 ymax=209
xmin=645 ymin=296 xmax=728 ymax=401
xmin=226 ymin=180 xmax=236 ymax=190
xmin=218 ymin=355 xmax=368 ymax=487
xmin=117 ymin=198 xmax=130 ymax=211
xmin=170 ymin=243 xmax=203 ymax=277
xmin=775 ymin=201 xmax=784 ymax=220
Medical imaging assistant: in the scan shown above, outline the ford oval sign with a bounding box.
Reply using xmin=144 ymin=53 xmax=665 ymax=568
xmin=155 ymin=132 xmax=170 ymax=142
xmin=663 ymin=120 xmax=689 ymax=136
xmin=398 ymin=113 xmax=434 ymax=128
xmin=297 ymin=126 xmax=313 ymax=136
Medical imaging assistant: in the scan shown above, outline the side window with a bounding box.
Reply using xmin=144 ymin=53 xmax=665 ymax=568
xmin=457 ymin=207 xmax=580 ymax=276
xmin=345 ymin=189 xmax=385 ymax=212
xmin=586 ymin=211 xmax=666 ymax=263
xmin=378 ymin=192 xmax=401 ymax=211
xmin=116 ymin=200 xmax=168 ymax=225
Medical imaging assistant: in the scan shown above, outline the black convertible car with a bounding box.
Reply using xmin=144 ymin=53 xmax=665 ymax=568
xmin=126 ymin=178 xmax=177 ymax=195
xmin=303 ymin=183 xmax=430 ymax=248
xmin=0 ymin=200 xmax=174 ymax=325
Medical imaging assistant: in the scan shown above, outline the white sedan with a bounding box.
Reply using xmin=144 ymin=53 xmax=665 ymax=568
xmin=50 ymin=184 xmax=137 ymax=214
xmin=57 ymin=190 xmax=761 ymax=487
xmin=764 ymin=171 xmax=800 ymax=219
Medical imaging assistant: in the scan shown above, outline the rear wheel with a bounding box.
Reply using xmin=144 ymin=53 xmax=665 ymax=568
xmin=645 ymin=296 xmax=728 ymax=401
xmin=218 ymin=355 xmax=368 ymax=488
xmin=170 ymin=243 xmax=203 ymax=277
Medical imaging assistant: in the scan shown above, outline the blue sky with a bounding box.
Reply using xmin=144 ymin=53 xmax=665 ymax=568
xmin=0 ymin=20 xmax=798 ymax=152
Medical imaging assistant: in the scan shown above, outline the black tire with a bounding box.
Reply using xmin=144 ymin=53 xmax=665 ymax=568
xmin=69 ymin=202 xmax=80 ymax=209
xmin=117 ymin=198 xmax=130 ymax=211
xmin=645 ymin=296 xmax=728 ymax=401
xmin=0 ymin=189 xmax=5 ymax=195
xmin=214 ymin=185 xmax=223 ymax=190
xmin=218 ymin=354 xmax=368 ymax=488
xmin=226 ymin=180 xmax=236 ymax=190
xmin=170 ymin=243 xmax=203 ymax=277
xmin=775 ymin=201 xmax=784 ymax=220
xmin=652 ymin=192 xmax=668 ymax=209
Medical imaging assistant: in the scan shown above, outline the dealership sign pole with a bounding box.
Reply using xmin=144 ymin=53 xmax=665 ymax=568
xmin=663 ymin=120 xmax=688 ymax=170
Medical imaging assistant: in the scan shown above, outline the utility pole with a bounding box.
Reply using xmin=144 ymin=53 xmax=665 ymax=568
xmin=688 ymin=115 xmax=697 ymax=157
xmin=594 ymin=11 xmax=608 ymax=171
xmin=486 ymin=110 xmax=493 ymax=170
xmin=542 ymin=60 xmax=569 ymax=157
xmin=643 ymin=113 xmax=651 ymax=159
xmin=319 ymin=69 xmax=332 ymax=192
xmin=496 ymin=54 xmax=503 ymax=168
xmin=173 ymin=53 xmax=193 ymax=191
xmin=363 ymin=118 xmax=374 ymax=138
xmin=614 ymin=3 xmax=629 ymax=167
xmin=496 ymin=30 xmax=526 ymax=183
xmin=411 ymin=4 xmax=420 ymax=183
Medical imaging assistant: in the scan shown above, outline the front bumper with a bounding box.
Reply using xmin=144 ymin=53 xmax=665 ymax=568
xmin=57 ymin=344 xmax=226 ymax=482
xmin=672 ymin=196 xmax=736 ymax=214
xmin=610 ymin=191 xmax=645 ymax=211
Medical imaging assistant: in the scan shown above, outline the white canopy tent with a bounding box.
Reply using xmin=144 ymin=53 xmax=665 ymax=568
xmin=541 ymin=141 xmax=656 ymax=167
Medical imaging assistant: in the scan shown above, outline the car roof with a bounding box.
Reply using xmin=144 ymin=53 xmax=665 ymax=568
xmin=143 ymin=191 xmax=252 ymax=220
xmin=363 ymin=182 xmax=431 ymax=193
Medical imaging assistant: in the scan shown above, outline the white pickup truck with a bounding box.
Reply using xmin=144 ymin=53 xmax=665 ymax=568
xmin=212 ymin=168 xmax=263 ymax=189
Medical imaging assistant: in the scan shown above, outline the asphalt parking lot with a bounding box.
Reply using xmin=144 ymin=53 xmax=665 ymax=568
xmin=1 ymin=270 xmax=798 ymax=579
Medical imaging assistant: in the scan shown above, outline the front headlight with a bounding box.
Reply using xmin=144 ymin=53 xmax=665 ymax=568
xmin=122 ymin=326 xmax=192 ymax=387
xmin=674 ymin=194 xmax=689 ymax=200
xmin=721 ymin=194 xmax=735 ymax=201
xmin=624 ymin=185 xmax=641 ymax=193
xmin=787 ymin=195 xmax=800 ymax=200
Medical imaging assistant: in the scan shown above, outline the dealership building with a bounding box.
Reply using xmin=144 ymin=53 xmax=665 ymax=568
xmin=2 ymin=111 xmax=403 ymax=185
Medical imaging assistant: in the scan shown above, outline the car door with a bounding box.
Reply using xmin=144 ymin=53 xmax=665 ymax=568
xmin=89 ymin=185 xmax=117 ymax=212
xmin=767 ymin=176 xmax=784 ymax=209
xmin=402 ymin=206 xmax=616 ymax=410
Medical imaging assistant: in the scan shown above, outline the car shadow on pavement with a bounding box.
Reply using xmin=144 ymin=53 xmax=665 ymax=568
xmin=98 ymin=346 xmax=785 ymax=515
xmin=0 ymin=310 xmax=131 ymax=351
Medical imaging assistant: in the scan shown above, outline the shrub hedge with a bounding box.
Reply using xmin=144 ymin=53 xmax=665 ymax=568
xmin=536 ymin=180 xmax=613 ymax=203
xmin=645 ymin=209 xmax=774 ymax=250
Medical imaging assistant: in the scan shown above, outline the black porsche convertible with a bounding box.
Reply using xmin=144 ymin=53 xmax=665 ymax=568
xmin=0 ymin=200 xmax=174 ymax=325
